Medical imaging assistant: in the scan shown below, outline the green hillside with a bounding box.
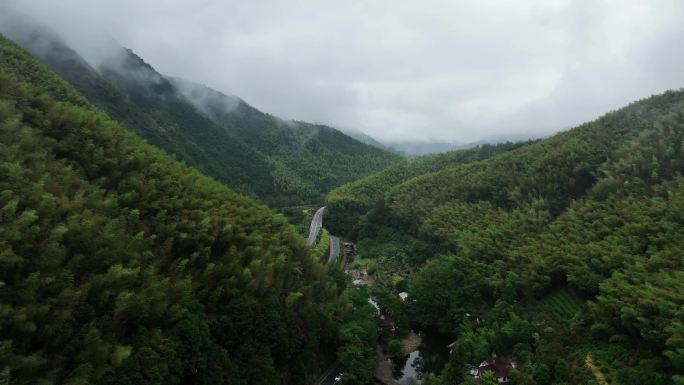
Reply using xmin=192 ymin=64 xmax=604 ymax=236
xmin=0 ymin=35 xmax=352 ymax=385
xmin=0 ymin=28 xmax=286 ymax=201
xmin=1 ymin=20 xmax=401 ymax=208
xmin=170 ymin=78 xmax=402 ymax=205
xmin=325 ymin=141 xmax=527 ymax=236
xmin=327 ymin=89 xmax=684 ymax=385
xmin=4 ymin=8 xmax=684 ymax=385
xmin=386 ymin=92 xmax=684 ymax=226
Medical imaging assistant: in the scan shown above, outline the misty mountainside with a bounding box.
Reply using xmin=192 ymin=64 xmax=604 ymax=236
xmin=333 ymin=127 xmax=389 ymax=150
xmin=379 ymin=137 xmax=540 ymax=156
xmin=0 ymin=22 xmax=285 ymax=202
xmin=380 ymin=140 xmax=465 ymax=155
xmin=168 ymin=77 xmax=402 ymax=202
xmin=0 ymin=19 xmax=400 ymax=208
xmin=0 ymin=36 xmax=361 ymax=385
xmin=326 ymin=88 xmax=684 ymax=384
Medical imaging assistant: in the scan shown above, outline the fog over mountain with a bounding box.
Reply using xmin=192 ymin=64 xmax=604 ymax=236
xmin=4 ymin=0 xmax=684 ymax=143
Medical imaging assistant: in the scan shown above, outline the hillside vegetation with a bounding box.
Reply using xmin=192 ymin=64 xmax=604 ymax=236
xmin=325 ymin=141 xmax=527 ymax=236
xmin=0 ymin=37 xmax=354 ymax=385
xmin=1 ymin=21 xmax=400 ymax=208
xmin=170 ymin=78 xmax=402 ymax=205
xmin=327 ymin=88 xmax=684 ymax=385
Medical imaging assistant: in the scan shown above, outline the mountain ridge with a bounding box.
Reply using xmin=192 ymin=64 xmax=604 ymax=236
xmin=0 ymin=15 xmax=401 ymax=208
xmin=0 ymin=37 xmax=351 ymax=384
xmin=325 ymin=85 xmax=684 ymax=384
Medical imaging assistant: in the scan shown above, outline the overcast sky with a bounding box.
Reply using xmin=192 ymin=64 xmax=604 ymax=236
xmin=7 ymin=0 xmax=684 ymax=143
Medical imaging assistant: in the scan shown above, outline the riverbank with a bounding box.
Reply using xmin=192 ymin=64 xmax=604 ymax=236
xmin=374 ymin=331 xmax=423 ymax=385
xmin=401 ymin=331 xmax=422 ymax=353
xmin=348 ymin=264 xmax=374 ymax=286
xmin=375 ymin=347 xmax=400 ymax=385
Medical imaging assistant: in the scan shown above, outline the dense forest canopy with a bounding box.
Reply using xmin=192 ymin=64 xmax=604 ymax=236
xmin=0 ymin=34 xmax=365 ymax=385
xmin=168 ymin=77 xmax=402 ymax=205
xmin=325 ymin=141 xmax=531 ymax=237
xmin=2 ymin=7 xmax=684 ymax=385
xmin=326 ymin=87 xmax=684 ymax=384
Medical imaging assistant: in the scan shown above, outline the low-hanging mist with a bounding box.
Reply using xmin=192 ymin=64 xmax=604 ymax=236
xmin=4 ymin=0 xmax=684 ymax=144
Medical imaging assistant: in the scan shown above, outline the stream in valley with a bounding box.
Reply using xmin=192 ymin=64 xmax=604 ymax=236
xmin=393 ymin=329 xmax=452 ymax=384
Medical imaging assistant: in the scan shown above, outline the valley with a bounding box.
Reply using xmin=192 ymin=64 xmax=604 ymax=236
xmin=1 ymin=4 xmax=683 ymax=385
xmin=307 ymin=208 xmax=469 ymax=385
xmin=320 ymin=89 xmax=684 ymax=385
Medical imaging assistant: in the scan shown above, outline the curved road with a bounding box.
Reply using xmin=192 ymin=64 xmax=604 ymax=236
xmin=328 ymin=236 xmax=340 ymax=263
xmin=307 ymin=207 xmax=326 ymax=246
xmin=308 ymin=206 xmax=341 ymax=264
xmin=307 ymin=210 xmax=360 ymax=385
xmin=314 ymin=362 xmax=344 ymax=385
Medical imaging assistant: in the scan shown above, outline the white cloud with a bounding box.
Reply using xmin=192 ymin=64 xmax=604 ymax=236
xmin=5 ymin=0 xmax=684 ymax=142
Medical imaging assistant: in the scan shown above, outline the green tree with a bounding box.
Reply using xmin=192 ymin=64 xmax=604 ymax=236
xmin=387 ymin=340 xmax=405 ymax=359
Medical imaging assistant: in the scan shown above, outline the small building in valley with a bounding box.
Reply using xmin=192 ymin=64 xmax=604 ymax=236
xmin=377 ymin=314 xmax=395 ymax=331
xmin=468 ymin=356 xmax=516 ymax=384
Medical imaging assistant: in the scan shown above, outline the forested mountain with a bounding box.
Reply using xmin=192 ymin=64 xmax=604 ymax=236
xmin=327 ymin=89 xmax=684 ymax=384
xmin=0 ymin=21 xmax=281 ymax=202
xmin=3 ymin=6 xmax=684 ymax=385
xmin=379 ymin=140 xmax=464 ymax=156
xmin=334 ymin=128 xmax=388 ymax=150
xmin=0 ymin=33 xmax=362 ymax=385
xmin=0 ymin=16 xmax=400 ymax=208
xmin=169 ymin=78 xmax=402 ymax=205
xmin=325 ymin=141 xmax=529 ymax=236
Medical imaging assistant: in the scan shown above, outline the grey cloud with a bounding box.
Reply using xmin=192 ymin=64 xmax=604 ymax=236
xmin=4 ymin=0 xmax=684 ymax=143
